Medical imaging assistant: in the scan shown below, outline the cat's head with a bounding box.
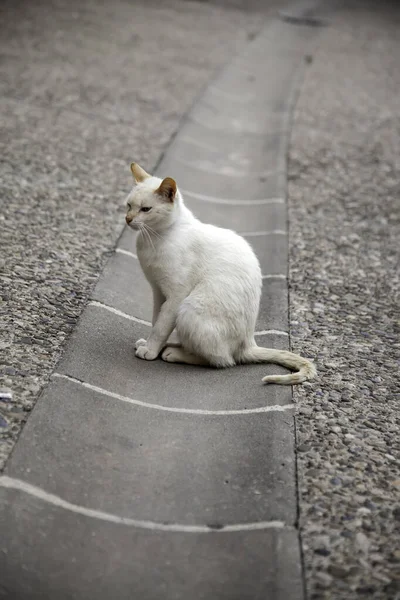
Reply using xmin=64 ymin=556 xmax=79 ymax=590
xmin=125 ymin=163 xmax=178 ymax=232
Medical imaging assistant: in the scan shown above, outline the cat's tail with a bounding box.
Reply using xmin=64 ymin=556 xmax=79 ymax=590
xmin=240 ymin=346 xmax=317 ymax=385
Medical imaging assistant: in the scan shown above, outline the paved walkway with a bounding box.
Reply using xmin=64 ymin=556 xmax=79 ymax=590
xmin=0 ymin=2 xmax=330 ymax=599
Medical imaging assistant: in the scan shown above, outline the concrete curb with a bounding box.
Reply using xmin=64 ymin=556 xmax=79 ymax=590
xmin=0 ymin=8 xmax=325 ymax=599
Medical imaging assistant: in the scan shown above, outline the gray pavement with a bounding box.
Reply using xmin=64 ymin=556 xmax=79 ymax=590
xmin=0 ymin=2 xmax=325 ymax=597
xmin=289 ymin=1 xmax=400 ymax=598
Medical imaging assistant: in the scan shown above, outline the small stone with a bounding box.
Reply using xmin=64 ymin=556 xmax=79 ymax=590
xmin=315 ymin=547 xmax=330 ymax=556
xmin=393 ymin=506 xmax=400 ymax=521
xmin=355 ymin=532 xmax=370 ymax=553
xmin=306 ymin=468 xmax=319 ymax=477
xmin=372 ymin=571 xmax=392 ymax=584
xmin=357 ymin=507 xmax=371 ymax=516
xmin=389 ymin=550 xmax=400 ymax=563
xmin=0 ymin=389 xmax=13 ymax=402
xmin=363 ymin=499 xmax=377 ymax=511
xmin=385 ymin=453 xmax=396 ymax=461
xmin=314 ymin=535 xmax=330 ymax=549
xmin=370 ymin=553 xmax=384 ymax=564
xmin=328 ymin=564 xmax=349 ymax=578
xmin=315 ymin=571 xmax=333 ymax=588
xmin=341 ymin=530 xmax=353 ymax=538
xmin=297 ymin=443 xmax=311 ymax=452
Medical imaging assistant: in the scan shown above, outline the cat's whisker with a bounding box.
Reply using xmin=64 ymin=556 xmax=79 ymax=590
xmin=139 ymin=225 xmax=150 ymax=247
xmin=137 ymin=224 xmax=150 ymax=248
xmin=136 ymin=223 xmax=144 ymax=241
xmin=142 ymin=224 xmax=155 ymax=251
xmin=145 ymin=224 xmax=164 ymax=241
xmin=144 ymin=223 xmax=163 ymax=248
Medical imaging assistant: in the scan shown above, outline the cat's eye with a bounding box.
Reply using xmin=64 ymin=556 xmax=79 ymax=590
xmin=140 ymin=207 xmax=151 ymax=212
xmin=127 ymin=203 xmax=132 ymax=210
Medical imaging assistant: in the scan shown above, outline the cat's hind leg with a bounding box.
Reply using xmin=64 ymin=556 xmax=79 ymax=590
xmin=175 ymin=301 xmax=236 ymax=368
xmin=161 ymin=346 xmax=208 ymax=366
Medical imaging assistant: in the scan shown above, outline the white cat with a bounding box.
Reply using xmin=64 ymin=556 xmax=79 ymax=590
xmin=125 ymin=163 xmax=316 ymax=385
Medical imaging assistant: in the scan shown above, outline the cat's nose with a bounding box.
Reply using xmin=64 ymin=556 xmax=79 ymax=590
xmin=125 ymin=215 xmax=133 ymax=225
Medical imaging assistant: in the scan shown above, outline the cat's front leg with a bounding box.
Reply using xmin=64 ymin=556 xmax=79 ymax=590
xmin=134 ymin=287 xmax=165 ymax=352
xmin=135 ymin=345 xmax=159 ymax=360
xmin=152 ymin=285 xmax=166 ymax=326
xmin=134 ymin=338 xmax=147 ymax=350
xmin=135 ymin=298 xmax=179 ymax=361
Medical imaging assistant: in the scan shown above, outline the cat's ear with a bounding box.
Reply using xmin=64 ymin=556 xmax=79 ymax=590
xmin=155 ymin=177 xmax=177 ymax=203
xmin=130 ymin=162 xmax=151 ymax=183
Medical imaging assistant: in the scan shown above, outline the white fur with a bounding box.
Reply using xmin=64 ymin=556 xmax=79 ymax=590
xmin=125 ymin=172 xmax=316 ymax=384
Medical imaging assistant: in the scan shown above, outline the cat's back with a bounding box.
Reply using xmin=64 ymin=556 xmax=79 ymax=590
xmin=198 ymin=222 xmax=256 ymax=258
xmin=194 ymin=222 xmax=261 ymax=277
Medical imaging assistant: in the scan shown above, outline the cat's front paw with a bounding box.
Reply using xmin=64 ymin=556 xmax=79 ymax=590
xmin=135 ymin=345 xmax=158 ymax=361
xmin=134 ymin=338 xmax=147 ymax=350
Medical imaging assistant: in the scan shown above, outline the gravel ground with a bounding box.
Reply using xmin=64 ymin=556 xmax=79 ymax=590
xmin=0 ymin=0 xmax=280 ymax=469
xmin=289 ymin=2 xmax=400 ymax=598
